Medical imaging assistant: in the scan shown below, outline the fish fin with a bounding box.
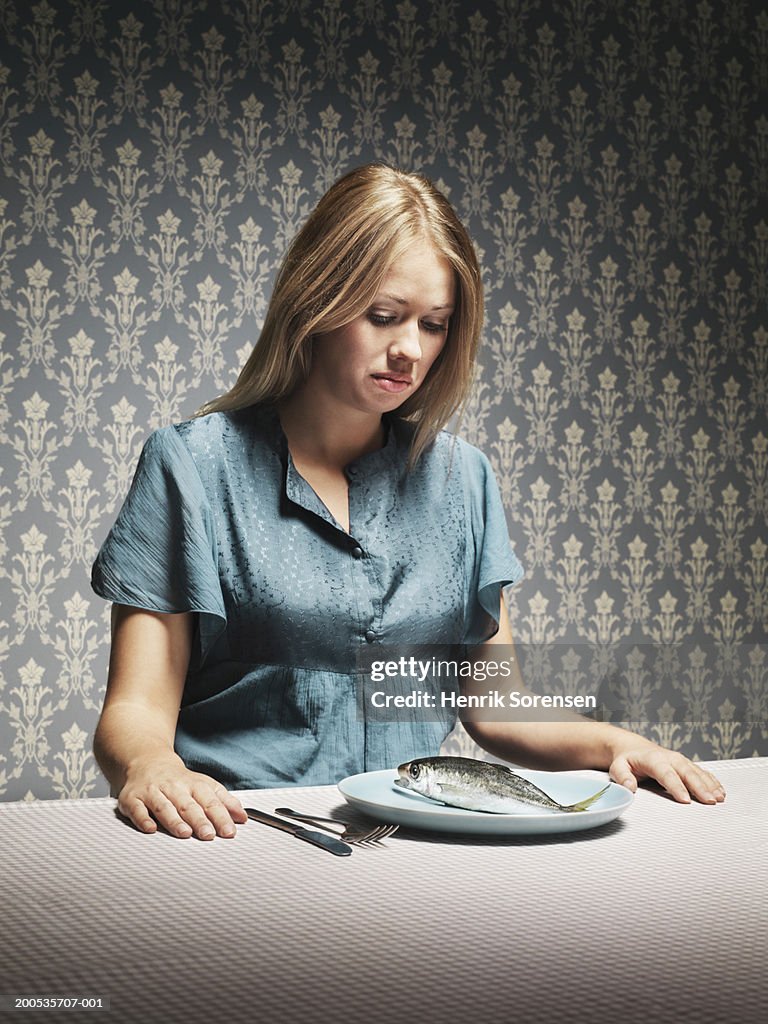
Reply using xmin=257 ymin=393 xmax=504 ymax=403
xmin=563 ymin=783 xmax=611 ymax=812
xmin=435 ymin=784 xmax=475 ymax=806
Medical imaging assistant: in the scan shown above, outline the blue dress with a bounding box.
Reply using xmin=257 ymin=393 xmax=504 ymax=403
xmin=90 ymin=403 xmax=524 ymax=788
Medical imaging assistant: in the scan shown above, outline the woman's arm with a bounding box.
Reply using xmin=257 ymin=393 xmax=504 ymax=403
xmin=93 ymin=605 xmax=247 ymax=839
xmin=461 ymin=593 xmax=725 ymax=805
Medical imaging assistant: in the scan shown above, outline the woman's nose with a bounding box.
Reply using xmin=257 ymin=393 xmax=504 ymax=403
xmin=388 ymin=319 xmax=422 ymax=362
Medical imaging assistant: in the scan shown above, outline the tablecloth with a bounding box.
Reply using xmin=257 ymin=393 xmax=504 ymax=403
xmin=1 ymin=759 xmax=766 ymax=1024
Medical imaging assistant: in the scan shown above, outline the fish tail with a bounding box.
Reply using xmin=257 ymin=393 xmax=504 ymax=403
xmin=563 ymin=783 xmax=611 ymax=812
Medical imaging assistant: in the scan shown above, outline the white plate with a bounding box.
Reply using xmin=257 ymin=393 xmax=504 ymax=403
xmin=337 ymin=768 xmax=633 ymax=835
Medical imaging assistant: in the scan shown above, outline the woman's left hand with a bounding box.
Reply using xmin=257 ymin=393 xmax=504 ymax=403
xmin=608 ymin=740 xmax=726 ymax=804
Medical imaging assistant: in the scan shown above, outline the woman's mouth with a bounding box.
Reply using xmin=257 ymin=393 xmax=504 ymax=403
xmin=371 ymin=373 xmax=412 ymax=394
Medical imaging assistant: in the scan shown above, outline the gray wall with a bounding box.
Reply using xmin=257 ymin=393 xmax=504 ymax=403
xmin=0 ymin=0 xmax=766 ymax=801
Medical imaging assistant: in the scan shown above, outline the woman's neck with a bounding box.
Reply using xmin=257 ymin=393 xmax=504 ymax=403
xmin=277 ymin=390 xmax=386 ymax=470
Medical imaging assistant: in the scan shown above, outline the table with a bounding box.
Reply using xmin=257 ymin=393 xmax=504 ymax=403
xmin=1 ymin=759 xmax=766 ymax=1024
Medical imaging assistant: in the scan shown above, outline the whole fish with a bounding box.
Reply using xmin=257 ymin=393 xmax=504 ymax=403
xmin=395 ymin=756 xmax=610 ymax=814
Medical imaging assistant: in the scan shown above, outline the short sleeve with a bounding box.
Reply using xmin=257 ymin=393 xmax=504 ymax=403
xmin=463 ymin=447 xmax=524 ymax=647
xmin=90 ymin=427 xmax=227 ymax=668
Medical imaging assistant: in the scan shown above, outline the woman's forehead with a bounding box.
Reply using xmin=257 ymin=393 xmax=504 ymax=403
xmin=377 ymin=243 xmax=456 ymax=306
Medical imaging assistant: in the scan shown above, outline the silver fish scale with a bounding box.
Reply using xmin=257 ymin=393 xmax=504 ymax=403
xmin=405 ymin=756 xmax=609 ymax=813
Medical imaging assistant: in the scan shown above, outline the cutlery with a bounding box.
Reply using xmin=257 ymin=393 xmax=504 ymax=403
xmin=245 ymin=807 xmax=352 ymax=856
xmin=274 ymin=807 xmax=399 ymax=845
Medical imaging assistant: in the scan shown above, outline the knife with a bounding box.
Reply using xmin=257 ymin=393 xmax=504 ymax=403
xmin=245 ymin=807 xmax=352 ymax=856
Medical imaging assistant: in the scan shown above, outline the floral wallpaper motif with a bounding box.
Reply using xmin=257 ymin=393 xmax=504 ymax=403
xmin=0 ymin=0 xmax=766 ymax=801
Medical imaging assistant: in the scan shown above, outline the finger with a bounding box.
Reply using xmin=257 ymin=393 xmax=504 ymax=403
xmin=195 ymin=787 xmax=243 ymax=838
xmin=608 ymin=756 xmax=638 ymax=792
xmin=170 ymin=789 xmax=223 ymax=840
xmin=117 ymin=794 xmax=161 ymax=835
xmin=650 ymin=763 xmax=691 ymax=803
xmin=699 ymin=767 xmax=725 ymax=800
xmin=222 ymin=792 xmax=249 ymax=823
xmin=143 ymin=787 xmax=197 ymax=838
xmin=700 ymin=768 xmax=726 ymax=800
xmin=679 ymin=763 xmax=725 ymax=804
xmin=212 ymin=786 xmax=248 ymax=824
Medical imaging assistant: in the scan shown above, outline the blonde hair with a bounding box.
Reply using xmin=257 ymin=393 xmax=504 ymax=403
xmin=196 ymin=163 xmax=483 ymax=464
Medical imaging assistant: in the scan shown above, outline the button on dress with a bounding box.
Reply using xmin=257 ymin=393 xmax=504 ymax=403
xmin=90 ymin=403 xmax=524 ymax=789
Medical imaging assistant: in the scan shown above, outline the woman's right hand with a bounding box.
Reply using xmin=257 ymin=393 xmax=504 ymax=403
xmin=117 ymin=756 xmax=248 ymax=840
xmin=94 ymin=608 xmax=249 ymax=840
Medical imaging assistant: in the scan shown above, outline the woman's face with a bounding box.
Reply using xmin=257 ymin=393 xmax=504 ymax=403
xmin=307 ymin=240 xmax=456 ymax=417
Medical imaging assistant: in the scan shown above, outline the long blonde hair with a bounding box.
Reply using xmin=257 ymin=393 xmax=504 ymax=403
xmin=196 ymin=163 xmax=483 ymax=464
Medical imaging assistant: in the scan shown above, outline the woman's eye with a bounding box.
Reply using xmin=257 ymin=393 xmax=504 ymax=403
xmin=367 ymin=313 xmax=448 ymax=333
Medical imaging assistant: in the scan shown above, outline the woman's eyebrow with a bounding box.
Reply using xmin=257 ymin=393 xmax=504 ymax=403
xmin=381 ymin=292 xmax=454 ymax=311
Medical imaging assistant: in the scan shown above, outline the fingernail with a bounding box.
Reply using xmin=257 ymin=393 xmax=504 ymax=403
xmin=221 ymin=826 xmax=235 ymax=838
xmin=200 ymin=826 xmax=215 ymax=839
xmin=177 ymin=824 xmax=192 ymax=836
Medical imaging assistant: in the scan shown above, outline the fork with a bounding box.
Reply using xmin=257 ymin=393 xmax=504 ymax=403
xmin=274 ymin=807 xmax=398 ymax=846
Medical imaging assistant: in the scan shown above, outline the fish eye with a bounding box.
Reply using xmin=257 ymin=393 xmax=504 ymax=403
xmin=409 ymin=764 xmax=421 ymax=779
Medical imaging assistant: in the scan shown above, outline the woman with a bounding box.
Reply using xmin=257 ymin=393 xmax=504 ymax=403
xmin=91 ymin=164 xmax=724 ymax=841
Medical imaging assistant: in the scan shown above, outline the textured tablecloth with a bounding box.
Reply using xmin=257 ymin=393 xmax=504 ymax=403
xmin=1 ymin=759 xmax=766 ymax=1024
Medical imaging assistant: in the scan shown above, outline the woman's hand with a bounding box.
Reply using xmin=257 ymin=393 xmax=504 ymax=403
xmin=608 ymin=739 xmax=726 ymax=805
xmin=94 ymin=607 xmax=248 ymax=840
xmin=117 ymin=756 xmax=248 ymax=840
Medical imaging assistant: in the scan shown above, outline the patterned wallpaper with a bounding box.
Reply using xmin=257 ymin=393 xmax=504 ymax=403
xmin=0 ymin=0 xmax=766 ymax=801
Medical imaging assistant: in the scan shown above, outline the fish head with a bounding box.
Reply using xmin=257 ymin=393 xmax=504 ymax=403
xmin=396 ymin=758 xmax=440 ymax=799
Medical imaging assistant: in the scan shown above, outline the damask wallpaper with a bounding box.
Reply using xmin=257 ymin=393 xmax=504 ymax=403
xmin=0 ymin=0 xmax=766 ymax=801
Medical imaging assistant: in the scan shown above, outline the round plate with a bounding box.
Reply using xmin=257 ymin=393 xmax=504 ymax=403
xmin=337 ymin=768 xmax=633 ymax=835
